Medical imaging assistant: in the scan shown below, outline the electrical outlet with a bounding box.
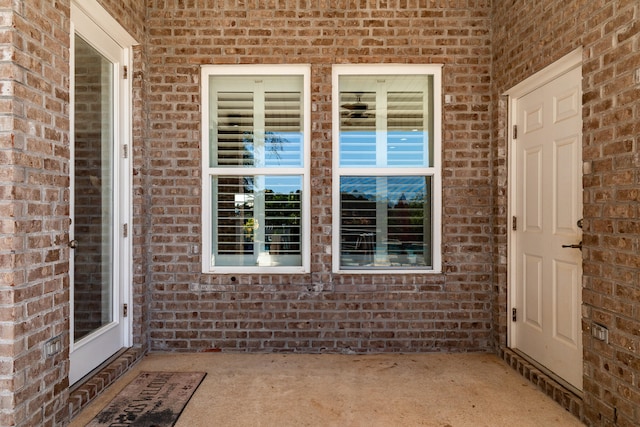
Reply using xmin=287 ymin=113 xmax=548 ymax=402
xmin=45 ymin=335 xmax=62 ymax=357
xmin=592 ymin=323 xmax=609 ymax=343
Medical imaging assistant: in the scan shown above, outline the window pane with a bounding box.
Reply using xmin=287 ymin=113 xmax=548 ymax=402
xmin=264 ymin=91 xmax=303 ymax=167
xmin=340 ymin=176 xmax=432 ymax=268
xmin=73 ymin=35 xmax=114 ymax=340
xmin=387 ymin=91 xmax=426 ymax=166
xmin=215 ymin=91 xmax=254 ymax=166
xmin=339 ymin=75 xmax=433 ymax=168
xmin=210 ymin=76 xmax=303 ymax=168
xmin=339 ymin=91 xmax=377 ymax=166
xmin=212 ymin=175 xmax=302 ymax=267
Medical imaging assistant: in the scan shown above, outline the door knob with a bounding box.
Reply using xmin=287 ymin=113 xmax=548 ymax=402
xmin=562 ymin=241 xmax=582 ymax=250
xmin=577 ymin=218 xmax=583 ymax=229
xmin=68 ymin=239 xmax=78 ymax=249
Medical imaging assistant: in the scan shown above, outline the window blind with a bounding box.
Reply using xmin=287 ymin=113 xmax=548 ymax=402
xmin=216 ymin=92 xmax=254 ymax=166
xmin=214 ymin=175 xmax=302 ymax=261
xmin=215 ymin=90 xmax=302 ymax=167
xmin=216 ymin=176 xmax=254 ymax=255
xmin=387 ymin=91 xmax=425 ymax=166
xmin=339 ymin=91 xmax=376 ymax=166
xmin=264 ymin=91 xmax=303 ymax=167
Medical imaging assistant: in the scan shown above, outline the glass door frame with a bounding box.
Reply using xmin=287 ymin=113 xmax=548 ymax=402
xmin=69 ymin=0 xmax=136 ymax=385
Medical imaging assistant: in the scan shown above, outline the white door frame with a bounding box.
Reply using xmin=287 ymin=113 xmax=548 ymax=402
xmin=69 ymin=0 xmax=136 ymax=384
xmin=505 ymin=48 xmax=583 ymax=363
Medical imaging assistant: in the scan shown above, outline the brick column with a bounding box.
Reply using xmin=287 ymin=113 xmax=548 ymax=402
xmin=0 ymin=2 xmax=72 ymax=426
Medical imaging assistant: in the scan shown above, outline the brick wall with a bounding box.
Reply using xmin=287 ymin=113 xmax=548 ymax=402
xmin=0 ymin=3 xmax=17 ymax=422
xmin=144 ymin=0 xmax=493 ymax=353
xmin=131 ymin=44 xmax=151 ymax=349
xmin=491 ymin=1 xmax=640 ymax=426
xmin=96 ymin=0 xmax=147 ymax=42
xmin=0 ymin=1 xmax=71 ymax=425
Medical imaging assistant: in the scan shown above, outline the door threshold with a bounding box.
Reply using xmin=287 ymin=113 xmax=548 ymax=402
xmin=69 ymin=347 xmax=145 ymax=420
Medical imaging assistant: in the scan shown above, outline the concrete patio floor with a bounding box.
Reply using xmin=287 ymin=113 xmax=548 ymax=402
xmin=70 ymin=353 xmax=584 ymax=426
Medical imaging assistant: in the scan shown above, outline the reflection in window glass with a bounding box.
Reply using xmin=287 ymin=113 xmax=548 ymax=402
xmin=340 ymin=176 xmax=432 ymax=268
xmin=213 ymin=175 xmax=302 ymax=267
xmin=73 ymin=34 xmax=114 ymax=340
xmin=339 ymin=75 xmax=433 ymax=168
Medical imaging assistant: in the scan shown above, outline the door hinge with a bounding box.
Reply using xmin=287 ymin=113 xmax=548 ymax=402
xmin=123 ymin=65 xmax=128 ymax=79
xmin=123 ymin=303 xmax=128 ymax=318
xmin=512 ymin=308 xmax=517 ymax=322
xmin=122 ymin=223 xmax=128 ymax=238
xmin=513 ymin=125 xmax=518 ymax=139
xmin=122 ymin=144 xmax=128 ymax=159
xmin=512 ymin=216 xmax=517 ymax=231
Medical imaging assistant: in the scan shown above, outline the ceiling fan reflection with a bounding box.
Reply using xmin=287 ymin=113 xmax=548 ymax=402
xmin=341 ymin=93 xmax=375 ymax=119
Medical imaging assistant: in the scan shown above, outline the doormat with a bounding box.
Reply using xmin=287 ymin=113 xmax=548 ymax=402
xmin=87 ymin=371 xmax=206 ymax=427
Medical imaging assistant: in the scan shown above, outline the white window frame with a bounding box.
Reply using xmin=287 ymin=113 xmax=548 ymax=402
xmin=201 ymin=65 xmax=311 ymax=274
xmin=331 ymin=64 xmax=443 ymax=274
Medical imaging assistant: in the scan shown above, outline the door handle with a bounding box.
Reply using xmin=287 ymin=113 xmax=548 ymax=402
xmin=68 ymin=239 xmax=78 ymax=249
xmin=562 ymin=241 xmax=582 ymax=250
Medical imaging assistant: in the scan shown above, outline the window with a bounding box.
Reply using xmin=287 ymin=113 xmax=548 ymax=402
xmin=202 ymin=65 xmax=310 ymax=273
xmin=332 ymin=65 xmax=442 ymax=272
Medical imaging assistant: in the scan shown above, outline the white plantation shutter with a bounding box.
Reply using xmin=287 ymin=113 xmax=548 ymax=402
xmin=339 ymin=91 xmax=376 ymax=167
xmin=216 ymin=92 xmax=254 ymax=166
xmin=387 ymin=91 xmax=426 ymax=167
xmin=211 ymin=79 xmax=304 ymax=168
xmin=215 ymin=176 xmax=253 ymax=255
xmin=264 ymin=91 xmax=303 ymax=167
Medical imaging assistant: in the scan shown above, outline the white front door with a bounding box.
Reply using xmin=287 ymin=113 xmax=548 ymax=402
xmin=509 ymin=56 xmax=583 ymax=391
xmin=69 ymin=3 xmax=132 ymax=384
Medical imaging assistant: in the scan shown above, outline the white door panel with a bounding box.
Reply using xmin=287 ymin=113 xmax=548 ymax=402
xmin=512 ymin=64 xmax=583 ymax=391
xmin=554 ymin=136 xmax=581 ymax=234
xmin=523 ymin=253 xmax=543 ymax=328
xmin=523 ymin=146 xmax=543 ymax=232
xmin=554 ymin=259 xmax=580 ymax=345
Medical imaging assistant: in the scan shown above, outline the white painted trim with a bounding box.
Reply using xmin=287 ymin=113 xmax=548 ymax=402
xmin=68 ymin=19 xmax=76 ymax=363
xmin=331 ymin=64 xmax=443 ymax=274
xmin=505 ymin=47 xmax=583 ymax=348
xmin=71 ymin=0 xmax=138 ymax=47
xmin=70 ymin=1 xmax=135 ymax=384
xmin=504 ymin=48 xmax=582 ymax=98
xmin=201 ymin=67 xmax=211 ymax=274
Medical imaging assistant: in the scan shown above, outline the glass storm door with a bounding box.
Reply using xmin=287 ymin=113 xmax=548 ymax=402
xmin=69 ymin=9 xmax=128 ymax=384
